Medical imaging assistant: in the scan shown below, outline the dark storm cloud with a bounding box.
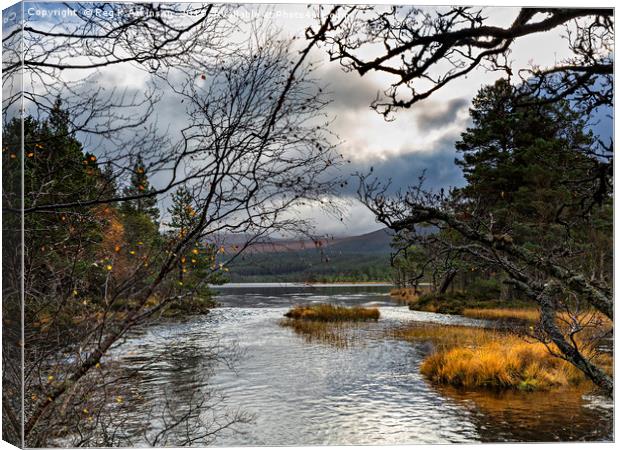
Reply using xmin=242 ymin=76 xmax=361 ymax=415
xmin=415 ymin=97 xmax=469 ymax=129
xmin=339 ymin=133 xmax=466 ymax=196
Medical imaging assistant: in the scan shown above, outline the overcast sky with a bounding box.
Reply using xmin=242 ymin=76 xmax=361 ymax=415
xmin=15 ymin=2 xmax=610 ymax=237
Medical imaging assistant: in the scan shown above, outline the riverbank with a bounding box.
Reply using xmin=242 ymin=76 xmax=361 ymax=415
xmin=391 ymin=288 xmax=536 ymax=319
xmin=99 ymin=284 xmax=612 ymax=444
xmin=390 ymin=323 xmax=612 ymax=391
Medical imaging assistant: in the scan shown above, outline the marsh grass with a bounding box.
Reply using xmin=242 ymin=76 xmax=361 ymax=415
xmin=462 ymin=308 xmax=613 ymax=335
xmin=391 ymin=323 xmax=612 ymax=391
xmin=280 ymin=304 xmax=380 ymax=348
xmin=462 ymin=308 xmax=541 ymax=323
xmin=279 ymin=319 xmax=358 ymax=348
xmin=283 ymin=304 xmax=380 ymax=322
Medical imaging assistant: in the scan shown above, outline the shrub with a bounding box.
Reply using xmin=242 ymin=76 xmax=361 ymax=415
xmin=409 ymin=291 xmax=535 ymax=315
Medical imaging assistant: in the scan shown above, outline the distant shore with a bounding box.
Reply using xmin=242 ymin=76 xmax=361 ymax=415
xmin=212 ymin=281 xmax=394 ymax=288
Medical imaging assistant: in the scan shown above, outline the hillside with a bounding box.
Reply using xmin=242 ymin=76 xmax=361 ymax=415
xmin=226 ymin=228 xmax=394 ymax=282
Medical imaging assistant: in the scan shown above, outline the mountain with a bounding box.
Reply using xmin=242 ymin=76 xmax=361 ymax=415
xmin=225 ymin=228 xmax=394 ymax=282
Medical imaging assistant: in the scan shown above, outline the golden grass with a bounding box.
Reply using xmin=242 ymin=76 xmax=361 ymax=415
xmin=391 ymin=324 xmax=500 ymax=350
xmin=392 ymin=323 xmax=611 ymax=391
xmin=462 ymin=307 xmax=541 ymax=322
xmin=283 ymin=304 xmax=380 ymax=322
xmin=420 ymin=339 xmax=584 ymax=390
xmin=462 ymin=308 xmax=613 ymax=333
xmin=280 ymin=319 xmax=356 ymax=348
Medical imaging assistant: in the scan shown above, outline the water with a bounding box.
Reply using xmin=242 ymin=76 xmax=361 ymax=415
xmin=108 ymin=284 xmax=613 ymax=445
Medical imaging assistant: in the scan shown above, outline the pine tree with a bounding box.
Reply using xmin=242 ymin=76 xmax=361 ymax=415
xmin=168 ymin=186 xmax=197 ymax=238
xmin=455 ymin=78 xmax=595 ymax=231
xmin=122 ymin=154 xmax=160 ymax=222
xmin=453 ymin=78 xmax=610 ymax=290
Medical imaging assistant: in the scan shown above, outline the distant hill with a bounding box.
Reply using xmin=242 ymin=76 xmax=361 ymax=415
xmin=325 ymin=228 xmax=393 ymax=254
xmin=225 ymin=228 xmax=394 ymax=282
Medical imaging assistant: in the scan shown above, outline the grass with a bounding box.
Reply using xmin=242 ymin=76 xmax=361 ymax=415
xmin=281 ymin=304 xmax=380 ymax=348
xmin=462 ymin=307 xmax=541 ymax=322
xmin=391 ymin=323 xmax=611 ymax=391
xmin=280 ymin=319 xmax=356 ymax=348
xmin=283 ymin=304 xmax=380 ymax=322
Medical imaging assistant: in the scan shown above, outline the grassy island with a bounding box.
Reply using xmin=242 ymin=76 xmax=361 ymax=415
xmin=283 ymin=304 xmax=380 ymax=322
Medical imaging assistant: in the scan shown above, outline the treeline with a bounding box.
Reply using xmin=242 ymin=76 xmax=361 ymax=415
xmin=3 ymin=99 xmax=238 ymax=445
xmin=229 ymin=251 xmax=392 ymax=283
xmin=391 ymin=79 xmax=612 ymax=302
xmin=3 ymin=100 xmax=229 ymax=326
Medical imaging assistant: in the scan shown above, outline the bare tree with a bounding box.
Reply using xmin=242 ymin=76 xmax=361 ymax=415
xmin=312 ymin=6 xmax=612 ymax=117
xmin=358 ymin=176 xmax=612 ymax=396
xmin=3 ymin=5 xmax=343 ymax=446
xmin=309 ymin=6 xmax=613 ymax=396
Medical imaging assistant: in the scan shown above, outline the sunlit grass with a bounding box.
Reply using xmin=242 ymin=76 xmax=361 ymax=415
xmin=462 ymin=307 xmax=541 ymax=322
xmin=283 ymin=304 xmax=380 ymax=322
xmin=280 ymin=304 xmax=380 ymax=348
xmin=391 ymin=323 xmax=612 ymax=391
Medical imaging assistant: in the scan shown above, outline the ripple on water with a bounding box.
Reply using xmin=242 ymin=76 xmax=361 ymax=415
xmin=106 ymin=286 xmax=612 ymax=445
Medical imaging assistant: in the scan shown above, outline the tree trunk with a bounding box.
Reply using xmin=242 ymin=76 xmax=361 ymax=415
xmin=439 ymin=269 xmax=458 ymax=294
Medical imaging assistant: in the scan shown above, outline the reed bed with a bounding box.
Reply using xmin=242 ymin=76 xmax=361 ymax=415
xmin=392 ymin=323 xmax=611 ymax=391
xmin=283 ymin=304 xmax=380 ymax=322
xmin=279 ymin=319 xmax=356 ymax=348
xmin=462 ymin=307 xmax=541 ymax=322
xmin=280 ymin=304 xmax=380 ymax=348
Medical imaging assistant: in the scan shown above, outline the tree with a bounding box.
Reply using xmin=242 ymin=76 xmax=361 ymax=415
xmin=165 ymin=186 xmax=226 ymax=308
xmin=313 ymin=5 xmax=613 ymax=214
xmin=312 ymin=6 xmax=612 ymax=117
xmin=357 ymin=80 xmax=613 ymax=396
xmin=122 ymin=155 xmax=160 ymax=222
xmin=5 ymin=21 xmax=343 ymax=446
xmin=311 ymin=5 xmax=613 ymax=396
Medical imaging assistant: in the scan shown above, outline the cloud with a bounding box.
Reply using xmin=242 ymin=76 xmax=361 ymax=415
xmin=414 ymin=97 xmax=470 ymax=129
xmin=340 ymin=133 xmax=466 ymax=196
xmin=320 ymin=65 xmax=383 ymax=112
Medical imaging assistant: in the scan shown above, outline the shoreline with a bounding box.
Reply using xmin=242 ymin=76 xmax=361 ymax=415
xmin=212 ymin=281 xmax=395 ymax=288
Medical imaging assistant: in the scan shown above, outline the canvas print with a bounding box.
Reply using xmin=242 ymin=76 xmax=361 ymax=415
xmin=1 ymin=2 xmax=614 ymax=447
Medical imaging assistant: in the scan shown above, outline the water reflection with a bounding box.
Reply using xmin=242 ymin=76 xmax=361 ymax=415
xmin=104 ymin=284 xmax=612 ymax=445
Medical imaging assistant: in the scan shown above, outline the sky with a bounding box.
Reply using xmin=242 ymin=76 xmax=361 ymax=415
xmin=12 ymin=1 xmax=611 ymax=237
